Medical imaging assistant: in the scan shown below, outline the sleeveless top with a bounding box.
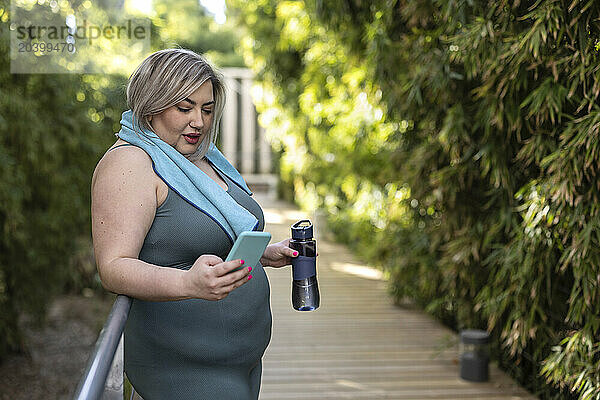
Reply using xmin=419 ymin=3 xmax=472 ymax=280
xmin=120 ymin=147 xmax=272 ymax=400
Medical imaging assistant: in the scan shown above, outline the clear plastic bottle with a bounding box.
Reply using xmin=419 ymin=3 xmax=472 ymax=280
xmin=290 ymin=220 xmax=320 ymax=311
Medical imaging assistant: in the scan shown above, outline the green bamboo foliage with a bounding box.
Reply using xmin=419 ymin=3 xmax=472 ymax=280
xmin=0 ymin=4 xmax=125 ymax=359
xmin=228 ymin=0 xmax=600 ymax=398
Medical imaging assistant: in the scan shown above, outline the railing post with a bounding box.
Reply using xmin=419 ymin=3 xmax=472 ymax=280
xmin=102 ymin=335 xmax=124 ymax=400
xmin=221 ymin=67 xmax=277 ymax=195
xmin=73 ymin=295 xmax=132 ymax=400
xmin=240 ymin=75 xmax=255 ymax=175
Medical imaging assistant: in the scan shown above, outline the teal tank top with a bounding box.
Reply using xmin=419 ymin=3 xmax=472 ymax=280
xmin=123 ymin=156 xmax=272 ymax=400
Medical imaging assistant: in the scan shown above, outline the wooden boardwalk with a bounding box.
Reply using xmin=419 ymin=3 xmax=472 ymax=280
xmin=254 ymin=194 xmax=536 ymax=400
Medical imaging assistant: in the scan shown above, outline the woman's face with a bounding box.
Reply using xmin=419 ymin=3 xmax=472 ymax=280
xmin=148 ymin=80 xmax=215 ymax=158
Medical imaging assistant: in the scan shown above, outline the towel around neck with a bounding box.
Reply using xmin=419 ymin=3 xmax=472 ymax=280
xmin=116 ymin=109 xmax=259 ymax=243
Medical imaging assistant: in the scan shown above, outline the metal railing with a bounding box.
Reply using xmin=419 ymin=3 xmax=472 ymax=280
xmin=73 ymin=295 xmax=132 ymax=400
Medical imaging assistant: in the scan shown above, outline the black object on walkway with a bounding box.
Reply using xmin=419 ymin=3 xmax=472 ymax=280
xmin=459 ymin=329 xmax=490 ymax=382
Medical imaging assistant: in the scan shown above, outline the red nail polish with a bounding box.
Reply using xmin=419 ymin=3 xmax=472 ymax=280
xmin=293 ymin=251 xmax=299 ymax=257
xmin=248 ymin=275 xmax=253 ymax=280
xmin=248 ymin=267 xmax=252 ymax=272
xmin=240 ymin=259 xmax=244 ymax=265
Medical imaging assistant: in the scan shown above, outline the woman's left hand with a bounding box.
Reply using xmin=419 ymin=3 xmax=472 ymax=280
xmin=260 ymin=239 xmax=298 ymax=268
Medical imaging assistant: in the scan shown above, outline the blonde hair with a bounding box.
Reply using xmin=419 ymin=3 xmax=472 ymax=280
xmin=126 ymin=48 xmax=226 ymax=159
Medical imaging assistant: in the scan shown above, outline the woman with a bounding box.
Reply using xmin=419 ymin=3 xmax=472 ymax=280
xmin=91 ymin=49 xmax=297 ymax=399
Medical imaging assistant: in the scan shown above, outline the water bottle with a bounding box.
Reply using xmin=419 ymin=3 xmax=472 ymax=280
xmin=290 ymin=220 xmax=320 ymax=311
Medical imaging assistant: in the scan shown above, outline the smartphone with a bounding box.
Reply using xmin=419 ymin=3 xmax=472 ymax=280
xmin=226 ymin=231 xmax=272 ymax=271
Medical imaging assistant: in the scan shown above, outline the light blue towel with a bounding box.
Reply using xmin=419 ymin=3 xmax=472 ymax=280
xmin=117 ymin=109 xmax=259 ymax=242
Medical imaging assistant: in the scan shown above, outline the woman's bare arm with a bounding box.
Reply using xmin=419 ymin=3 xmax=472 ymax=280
xmin=260 ymin=239 xmax=298 ymax=268
xmin=91 ymin=147 xmax=251 ymax=301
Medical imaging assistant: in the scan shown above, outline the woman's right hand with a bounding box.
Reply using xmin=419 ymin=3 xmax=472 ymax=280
xmin=184 ymin=255 xmax=253 ymax=301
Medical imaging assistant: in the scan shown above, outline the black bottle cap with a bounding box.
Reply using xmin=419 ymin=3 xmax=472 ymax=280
xmin=291 ymin=220 xmax=313 ymax=240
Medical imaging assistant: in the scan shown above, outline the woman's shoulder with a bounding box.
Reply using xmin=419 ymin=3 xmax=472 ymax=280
xmin=100 ymin=139 xmax=152 ymax=165
xmin=92 ymin=139 xmax=155 ymax=189
xmin=105 ymin=138 xmax=144 ymax=155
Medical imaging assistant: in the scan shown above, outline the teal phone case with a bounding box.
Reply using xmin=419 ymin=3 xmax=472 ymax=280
xmin=226 ymin=231 xmax=272 ymax=271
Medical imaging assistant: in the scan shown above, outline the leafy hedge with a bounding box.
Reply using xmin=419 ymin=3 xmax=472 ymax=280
xmin=0 ymin=3 xmax=126 ymax=358
xmin=227 ymin=0 xmax=600 ymax=398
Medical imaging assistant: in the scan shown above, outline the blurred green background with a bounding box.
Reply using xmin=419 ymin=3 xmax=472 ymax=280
xmin=1 ymin=0 xmax=600 ymax=399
